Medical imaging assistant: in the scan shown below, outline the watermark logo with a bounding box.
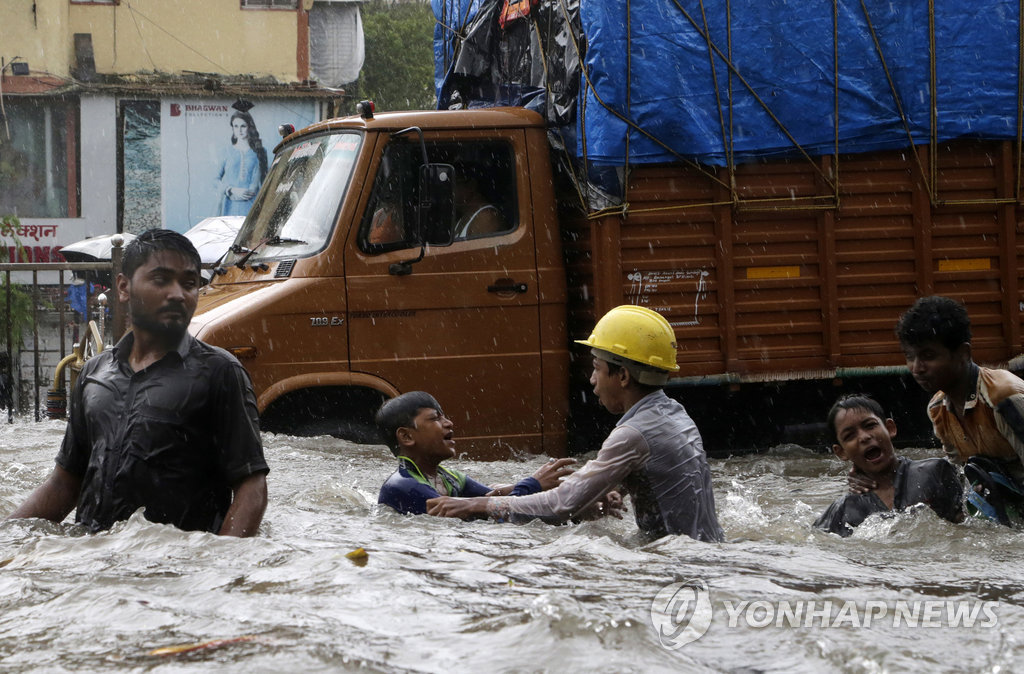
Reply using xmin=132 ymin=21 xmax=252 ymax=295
xmin=651 ymin=580 xmax=999 ymax=650
xmin=722 ymin=599 xmax=998 ymax=630
xmin=650 ymin=579 xmax=713 ymax=650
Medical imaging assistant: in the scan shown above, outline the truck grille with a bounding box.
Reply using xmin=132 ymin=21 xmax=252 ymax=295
xmin=275 ymin=259 xmax=296 ymax=278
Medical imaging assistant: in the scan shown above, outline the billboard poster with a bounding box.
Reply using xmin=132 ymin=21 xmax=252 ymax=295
xmin=161 ymin=98 xmax=318 ymax=233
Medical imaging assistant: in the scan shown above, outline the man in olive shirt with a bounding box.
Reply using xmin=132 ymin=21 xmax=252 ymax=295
xmin=9 ymin=229 xmax=268 ymax=536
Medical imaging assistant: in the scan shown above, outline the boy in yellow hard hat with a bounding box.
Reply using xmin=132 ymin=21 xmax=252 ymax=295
xmin=427 ymin=305 xmax=724 ymax=542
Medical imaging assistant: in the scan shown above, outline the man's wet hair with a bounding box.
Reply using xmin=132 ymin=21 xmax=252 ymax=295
xmin=895 ymin=295 xmax=971 ymax=353
xmin=122 ymin=229 xmax=202 ymax=279
xmin=826 ymin=394 xmax=887 ymax=444
xmin=375 ymin=391 xmax=443 ymax=456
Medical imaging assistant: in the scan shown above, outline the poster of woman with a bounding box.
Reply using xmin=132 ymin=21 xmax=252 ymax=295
xmin=161 ymin=98 xmax=317 ymax=233
xmin=216 ymin=101 xmax=268 ymax=216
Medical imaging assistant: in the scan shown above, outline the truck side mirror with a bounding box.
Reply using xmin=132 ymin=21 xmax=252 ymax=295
xmin=388 ymin=162 xmax=456 ymax=276
xmin=419 ymin=163 xmax=455 ymax=245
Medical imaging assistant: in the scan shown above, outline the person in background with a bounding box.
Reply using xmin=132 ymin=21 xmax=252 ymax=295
xmin=815 ymin=394 xmax=964 ymax=537
xmin=427 ymin=305 xmax=724 ymax=543
xmin=7 ymin=229 xmax=268 ymax=536
xmin=375 ymin=391 xmax=575 ymax=515
xmin=891 ymin=295 xmax=1024 ymax=524
xmin=452 ymin=164 xmax=506 ymax=239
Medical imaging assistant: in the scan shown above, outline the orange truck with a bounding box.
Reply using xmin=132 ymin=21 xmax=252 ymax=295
xmin=188 ymin=103 xmax=1024 ymax=458
xmin=191 ymin=2 xmax=1024 ymax=456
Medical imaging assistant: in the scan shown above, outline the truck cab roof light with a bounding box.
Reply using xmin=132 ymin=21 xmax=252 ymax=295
xmin=278 ymin=123 xmax=295 ymax=138
xmin=357 ymin=100 xmax=375 ymax=119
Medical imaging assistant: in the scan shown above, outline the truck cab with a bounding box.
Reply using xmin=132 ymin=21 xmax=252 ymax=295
xmin=189 ymin=107 xmax=570 ymax=458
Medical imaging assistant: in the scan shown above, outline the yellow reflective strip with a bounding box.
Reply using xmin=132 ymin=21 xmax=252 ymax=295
xmin=938 ymin=258 xmax=991 ymax=271
xmin=746 ymin=266 xmax=800 ymax=279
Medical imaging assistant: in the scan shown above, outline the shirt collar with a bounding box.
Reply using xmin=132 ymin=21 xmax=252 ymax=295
xmin=617 ymin=388 xmax=667 ymax=427
xmin=398 ymin=457 xmax=457 ymax=494
xmin=941 ymin=362 xmax=980 ymax=411
xmin=110 ymin=330 xmax=193 ymax=366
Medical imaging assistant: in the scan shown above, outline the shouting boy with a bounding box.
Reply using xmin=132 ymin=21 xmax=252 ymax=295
xmin=816 ymin=394 xmax=964 ymax=536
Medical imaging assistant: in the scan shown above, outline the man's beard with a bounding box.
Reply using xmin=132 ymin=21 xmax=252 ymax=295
xmin=130 ymin=303 xmax=190 ymax=343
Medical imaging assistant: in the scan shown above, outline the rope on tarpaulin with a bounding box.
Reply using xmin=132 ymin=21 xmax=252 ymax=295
xmin=666 ymin=0 xmax=839 ymax=195
xmin=553 ymin=0 xmax=730 ymax=219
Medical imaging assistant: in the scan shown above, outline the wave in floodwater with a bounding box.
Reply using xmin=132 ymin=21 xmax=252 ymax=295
xmin=1 ymin=421 xmax=1023 ymax=673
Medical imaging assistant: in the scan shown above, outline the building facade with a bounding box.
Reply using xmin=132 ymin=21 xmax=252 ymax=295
xmin=0 ymin=0 xmax=363 ymax=415
xmin=0 ymin=0 xmax=364 ymax=259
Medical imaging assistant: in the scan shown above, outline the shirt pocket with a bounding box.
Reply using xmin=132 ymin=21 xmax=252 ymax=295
xmin=127 ymin=404 xmax=196 ymax=469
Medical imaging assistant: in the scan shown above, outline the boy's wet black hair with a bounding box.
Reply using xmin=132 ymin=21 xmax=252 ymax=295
xmin=122 ymin=229 xmax=202 ymax=280
xmin=895 ymin=295 xmax=971 ymax=353
xmin=826 ymin=394 xmax=887 ymax=444
xmin=374 ymin=391 xmax=443 ymax=456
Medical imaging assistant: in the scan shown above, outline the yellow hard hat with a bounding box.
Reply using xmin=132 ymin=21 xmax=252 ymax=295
xmin=575 ymin=305 xmax=680 ymax=384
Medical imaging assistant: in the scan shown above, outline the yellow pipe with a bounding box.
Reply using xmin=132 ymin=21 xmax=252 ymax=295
xmin=50 ymin=321 xmax=104 ymax=397
xmin=51 ymin=352 xmax=79 ymax=390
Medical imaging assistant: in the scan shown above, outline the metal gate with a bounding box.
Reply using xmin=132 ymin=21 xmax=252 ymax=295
xmin=1 ymin=258 xmax=125 ymax=424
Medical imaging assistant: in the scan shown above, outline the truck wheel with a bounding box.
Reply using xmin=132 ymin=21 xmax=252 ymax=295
xmin=260 ymin=387 xmax=386 ymax=445
xmin=286 ymin=419 xmax=382 ymax=445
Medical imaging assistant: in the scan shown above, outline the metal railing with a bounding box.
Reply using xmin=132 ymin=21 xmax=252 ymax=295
xmin=1 ymin=258 xmax=125 ymax=424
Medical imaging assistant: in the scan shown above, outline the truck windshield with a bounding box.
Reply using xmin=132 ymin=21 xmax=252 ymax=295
xmin=227 ymin=131 xmax=362 ymax=265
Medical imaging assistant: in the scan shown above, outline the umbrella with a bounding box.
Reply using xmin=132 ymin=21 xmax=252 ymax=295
xmin=183 ymin=216 xmax=244 ymax=265
xmin=58 ymin=233 xmax=138 ymax=263
xmin=58 ymin=218 xmax=243 ymax=284
xmin=58 ymin=217 xmax=243 ymax=266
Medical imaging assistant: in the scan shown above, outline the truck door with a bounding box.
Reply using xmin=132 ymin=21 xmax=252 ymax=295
xmin=344 ymin=131 xmax=543 ymax=458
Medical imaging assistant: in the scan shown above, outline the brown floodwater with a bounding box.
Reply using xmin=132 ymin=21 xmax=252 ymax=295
xmin=1 ymin=418 xmax=1022 ymax=672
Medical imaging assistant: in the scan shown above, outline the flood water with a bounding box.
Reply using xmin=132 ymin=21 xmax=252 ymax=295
xmin=2 ymin=418 xmax=1023 ymax=672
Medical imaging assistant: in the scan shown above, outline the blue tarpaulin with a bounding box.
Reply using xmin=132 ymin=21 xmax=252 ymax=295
xmin=434 ymin=0 xmax=1022 ymax=166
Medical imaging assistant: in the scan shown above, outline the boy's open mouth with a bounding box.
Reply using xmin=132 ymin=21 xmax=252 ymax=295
xmin=864 ymin=446 xmax=882 ymax=461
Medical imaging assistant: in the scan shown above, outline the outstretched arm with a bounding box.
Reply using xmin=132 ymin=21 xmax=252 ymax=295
xmin=427 ymin=496 xmax=489 ymax=519
xmin=487 ymin=458 xmax=577 ymax=495
xmin=7 ymin=464 xmax=82 ymax=523
xmin=573 ymin=490 xmax=626 ymax=521
xmin=218 ymin=472 xmax=267 ymax=537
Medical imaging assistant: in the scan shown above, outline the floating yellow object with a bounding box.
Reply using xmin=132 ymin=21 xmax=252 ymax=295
xmin=345 ymin=547 xmax=369 ymax=566
xmin=147 ymin=635 xmax=256 ymax=657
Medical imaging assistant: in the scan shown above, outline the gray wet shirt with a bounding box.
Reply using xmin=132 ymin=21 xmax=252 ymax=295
xmin=814 ymin=456 xmax=964 ymax=537
xmin=489 ymin=389 xmax=724 ymax=542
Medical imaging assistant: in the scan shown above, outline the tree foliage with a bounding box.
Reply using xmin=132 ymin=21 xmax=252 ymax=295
xmin=0 ymin=216 xmax=35 ymax=350
xmin=352 ymin=0 xmax=437 ymax=112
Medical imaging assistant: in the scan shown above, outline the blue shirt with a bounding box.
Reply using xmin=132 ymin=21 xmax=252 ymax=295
xmin=378 ymin=459 xmax=541 ymax=515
